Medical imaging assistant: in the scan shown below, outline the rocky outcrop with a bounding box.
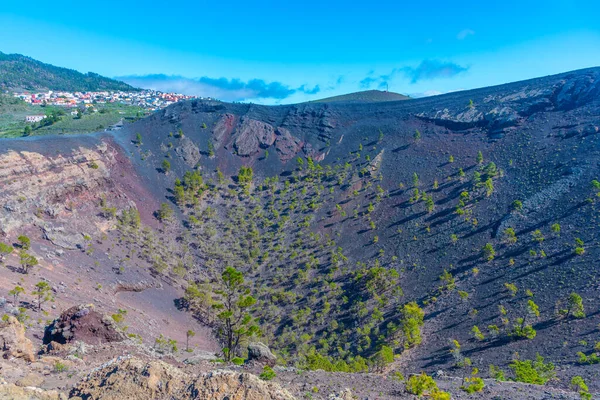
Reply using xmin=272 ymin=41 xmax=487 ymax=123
xmin=174 ymin=137 xmax=201 ymax=167
xmin=70 ymin=357 xmax=189 ymax=400
xmin=70 ymin=357 xmax=295 ymax=400
xmin=0 ymin=316 xmax=35 ymax=362
xmin=247 ymin=342 xmax=277 ymax=366
xmin=416 ymin=68 xmax=600 ymax=136
xmin=0 ymin=378 xmax=66 ymax=400
xmin=188 ymin=370 xmax=295 ymax=400
xmin=328 ymin=389 xmax=356 ymax=400
xmin=42 ymin=225 xmax=86 ymax=250
xmin=274 ymin=128 xmax=303 ymax=162
xmin=43 ymin=304 xmax=125 ymax=345
xmin=113 ymin=280 xmax=163 ymax=294
xmin=230 ymin=118 xmax=276 ymax=157
xmin=212 ymin=113 xmax=237 ymax=148
xmin=0 ymin=141 xmax=132 ymax=236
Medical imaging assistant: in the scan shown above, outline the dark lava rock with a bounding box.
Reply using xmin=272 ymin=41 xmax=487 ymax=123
xmin=43 ymin=304 xmax=125 ymax=345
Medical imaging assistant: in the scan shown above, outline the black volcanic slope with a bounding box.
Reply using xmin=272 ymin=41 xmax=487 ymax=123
xmin=99 ymin=67 xmax=600 ymax=388
xmin=310 ymin=89 xmax=410 ymax=103
xmin=0 ymin=51 xmax=140 ymax=92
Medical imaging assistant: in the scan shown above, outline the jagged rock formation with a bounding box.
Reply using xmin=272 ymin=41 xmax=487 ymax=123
xmin=229 ymin=118 xmax=277 ymax=157
xmin=0 ymin=316 xmax=35 ymax=362
xmin=70 ymin=357 xmax=295 ymax=400
xmin=43 ymin=304 xmax=125 ymax=345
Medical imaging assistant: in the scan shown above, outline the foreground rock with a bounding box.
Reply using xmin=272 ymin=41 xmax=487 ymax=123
xmin=70 ymin=356 xmax=295 ymax=400
xmin=0 ymin=316 xmax=35 ymax=362
xmin=43 ymin=304 xmax=125 ymax=345
xmin=0 ymin=378 xmax=66 ymax=400
xmin=188 ymin=370 xmax=295 ymax=400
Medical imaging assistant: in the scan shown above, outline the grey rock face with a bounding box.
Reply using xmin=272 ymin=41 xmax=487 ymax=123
xmin=174 ymin=137 xmax=201 ymax=167
xmin=247 ymin=342 xmax=277 ymax=365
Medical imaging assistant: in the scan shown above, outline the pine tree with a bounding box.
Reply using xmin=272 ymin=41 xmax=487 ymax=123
xmin=32 ymin=281 xmax=53 ymax=312
xmin=213 ymin=267 xmax=260 ymax=360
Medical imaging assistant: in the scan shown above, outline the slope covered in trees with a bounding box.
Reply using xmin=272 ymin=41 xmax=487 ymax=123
xmin=0 ymin=51 xmax=139 ymax=92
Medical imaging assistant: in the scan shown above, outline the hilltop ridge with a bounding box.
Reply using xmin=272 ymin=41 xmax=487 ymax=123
xmin=309 ymin=89 xmax=410 ymax=103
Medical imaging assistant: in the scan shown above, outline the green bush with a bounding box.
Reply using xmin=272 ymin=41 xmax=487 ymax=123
xmin=461 ymin=377 xmax=484 ymax=393
xmin=405 ymin=373 xmax=450 ymax=399
xmin=259 ymin=365 xmax=276 ymax=381
xmin=232 ymin=357 xmax=245 ymax=365
xmin=509 ymin=354 xmax=555 ymax=385
xmin=54 ymin=361 xmax=68 ymax=373
xmin=405 ymin=373 xmax=437 ymax=396
xmin=571 ymin=376 xmax=592 ymax=400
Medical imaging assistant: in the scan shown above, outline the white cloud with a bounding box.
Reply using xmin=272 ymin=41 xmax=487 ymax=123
xmin=457 ymin=29 xmax=475 ymax=40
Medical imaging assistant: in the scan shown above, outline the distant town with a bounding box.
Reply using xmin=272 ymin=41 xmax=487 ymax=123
xmin=11 ymin=89 xmax=203 ymax=111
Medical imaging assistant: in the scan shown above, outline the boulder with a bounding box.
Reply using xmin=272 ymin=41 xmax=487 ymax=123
xmin=247 ymin=342 xmax=277 ymax=366
xmin=0 ymin=316 xmax=35 ymax=362
xmin=43 ymin=304 xmax=125 ymax=345
xmin=42 ymin=225 xmax=85 ymax=250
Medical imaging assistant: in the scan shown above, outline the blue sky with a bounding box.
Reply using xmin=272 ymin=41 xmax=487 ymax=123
xmin=1 ymin=0 xmax=599 ymax=103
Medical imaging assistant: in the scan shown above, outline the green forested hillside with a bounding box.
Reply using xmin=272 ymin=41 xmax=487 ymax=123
xmin=0 ymin=51 xmax=139 ymax=92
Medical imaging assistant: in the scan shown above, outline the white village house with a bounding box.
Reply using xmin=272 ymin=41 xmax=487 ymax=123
xmin=25 ymin=115 xmax=47 ymax=123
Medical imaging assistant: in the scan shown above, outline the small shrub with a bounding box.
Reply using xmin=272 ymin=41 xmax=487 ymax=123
xmin=259 ymin=365 xmax=276 ymax=381
xmin=405 ymin=373 xmax=449 ymax=399
xmin=482 ymin=243 xmax=495 ymax=261
xmin=232 ymin=357 xmax=244 ymax=365
xmin=54 ymin=361 xmax=68 ymax=373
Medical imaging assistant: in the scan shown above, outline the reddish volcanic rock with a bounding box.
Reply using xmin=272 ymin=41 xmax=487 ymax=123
xmin=43 ymin=304 xmax=125 ymax=345
xmin=274 ymin=128 xmax=303 ymax=162
xmin=212 ymin=113 xmax=237 ymax=148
